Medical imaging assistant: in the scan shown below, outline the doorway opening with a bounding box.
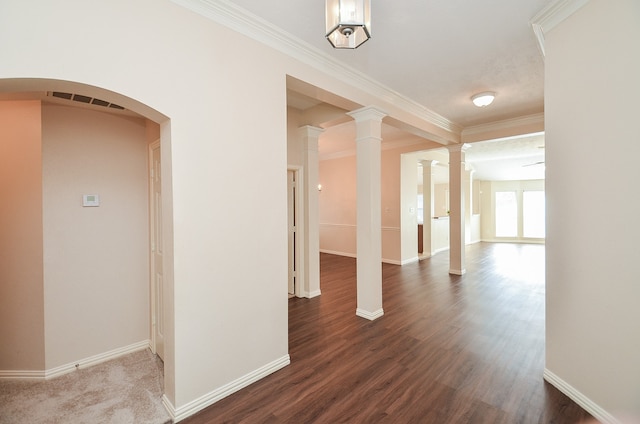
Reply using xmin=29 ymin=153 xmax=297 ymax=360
xmin=0 ymin=78 xmax=172 ymax=391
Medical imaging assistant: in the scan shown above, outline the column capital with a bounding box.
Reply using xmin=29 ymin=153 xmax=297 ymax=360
xmin=446 ymin=143 xmax=471 ymax=154
xmin=420 ymin=159 xmax=438 ymax=167
xmin=297 ymin=125 xmax=324 ymax=138
xmin=347 ymin=106 xmax=387 ymax=123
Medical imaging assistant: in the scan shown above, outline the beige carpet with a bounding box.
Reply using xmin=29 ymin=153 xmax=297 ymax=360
xmin=0 ymin=348 xmax=172 ymax=424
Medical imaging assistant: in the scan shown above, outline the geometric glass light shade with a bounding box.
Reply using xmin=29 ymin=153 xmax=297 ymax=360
xmin=326 ymin=0 xmax=371 ymax=49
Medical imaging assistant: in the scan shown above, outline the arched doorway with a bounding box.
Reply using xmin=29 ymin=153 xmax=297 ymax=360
xmin=0 ymin=79 xmax=172 ymax=396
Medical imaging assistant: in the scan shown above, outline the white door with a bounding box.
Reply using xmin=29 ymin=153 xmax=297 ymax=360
xmin=287 ymin=170 xmax=296 ymax=296
xmin=150 ymin=140 xmax=164 ymax=360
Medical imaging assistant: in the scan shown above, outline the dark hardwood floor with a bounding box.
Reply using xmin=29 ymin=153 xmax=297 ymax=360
xmin=183 ymin=243 xmax=593 ymax=424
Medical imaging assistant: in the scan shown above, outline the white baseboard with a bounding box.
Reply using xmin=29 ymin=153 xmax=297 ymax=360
xmin=319 ymin=250 xmax=417 ymax=266
xmin=356 ymin=308 xmax=384 ymax=321
xmin=384 ymin=257 xmax=419 ymax=265
xmin=162 ymin=395 xmax=177 ymax=422
xmin=171 ymin=355 xmax=290 ymax=422
xmin=0 ymin=340 xmax=150 ymax=380
xmin=543 ymin=368 xmax=619 ymax=424
xmin=0 ymin=369 xmax=46 ymax=380
xmin=320 ymin=249 xmax=356 ymax=258
xmin=400 ymin=257 xmax=419 ymax=265
xmin=481 ymin=238 xmax=545 ymax=244
xmin=307 ymin=289 xmax=321 ymax=298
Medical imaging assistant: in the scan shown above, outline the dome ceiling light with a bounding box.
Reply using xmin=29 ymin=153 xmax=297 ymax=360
xmin=471 ymin=92 xmax=496 ymax=107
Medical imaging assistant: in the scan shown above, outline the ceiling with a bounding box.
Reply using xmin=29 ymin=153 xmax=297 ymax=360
xmin=232 ymin=0 xmax=547 ymax=181
xmin=0 ymin=0 xmax=548 ymax=182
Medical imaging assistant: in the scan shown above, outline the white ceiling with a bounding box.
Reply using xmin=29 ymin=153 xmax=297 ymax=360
xmin=0 ymin=0 xmax=548 ymax=182
xmin=228 ymin=0 xmax=547 ymax=127
xmin=232 ymin=0 xmax=549 ymax=181
xmin=416 ymin=134 xmax=545 ymax=184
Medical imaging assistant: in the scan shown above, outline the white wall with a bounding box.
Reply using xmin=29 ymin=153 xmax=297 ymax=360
xmin=319 ymin=154 xmax=357 ymax=256
xmin=545 ymin=0 xmax=640 ymax=420
xmin=42 ymin=104 xmax=150 ymax=369
xmin=434 ymin=183 xmax=449 ymax=217
xmin=319 ymin=144 xmax=431 ymax=264
xmin=0 ymin=0 xmax=481 ymax=418
xmin=0 ymin=1 xmax=291 ymax=411
xmin=287 ymin=107 xmax=304 ymax=167
xmin=0 ymin=101 xmax=45 ymax=372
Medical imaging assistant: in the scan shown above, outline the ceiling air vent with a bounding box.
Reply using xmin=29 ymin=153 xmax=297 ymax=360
xmin=72 ymin=94 xmax=92 ymax=104
xmin=48 ymin=91 xmax=126 ymax=111
xmin=91 ymin=98 xmax=110 ymax=107
xmin=51 ymin=91 xmax=72 ymax=100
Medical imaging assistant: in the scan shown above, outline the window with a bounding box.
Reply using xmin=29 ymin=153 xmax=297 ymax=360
xmin=523 ymin=191 xmax=545 ymax=238
xmin=495 ymin=191 xmax=518 ymax=237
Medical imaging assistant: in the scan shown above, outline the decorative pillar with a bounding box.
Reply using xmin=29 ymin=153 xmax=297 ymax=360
xmin=447 ymin=144 xmax=470 ymax=275
xmin=420 ymin=160 xmax=437 ymax=257
xmin=465 ymin=169 xmax=474 ymax=244
xmin=299 ymin=125 xmax=324 ymax=298
xmin=347 ymin=106 xmax=387 ymax=320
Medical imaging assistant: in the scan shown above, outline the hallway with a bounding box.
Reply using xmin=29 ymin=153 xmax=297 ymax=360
xmin=184 ymin=242 xmax=590 ymax=423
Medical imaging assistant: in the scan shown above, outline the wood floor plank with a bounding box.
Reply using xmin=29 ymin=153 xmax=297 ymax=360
xmin=182 ymin=243 xmax=592 ymax=424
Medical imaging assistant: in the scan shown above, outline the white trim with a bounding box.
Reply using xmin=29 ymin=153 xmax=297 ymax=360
xmin=46 ymin=340 xmax=150 ymax=380
xmin=320 ymin=222 xmax=356 ymax=229
xmin=384 ymin=257 xmax=419 ymax=266
xmin=298 ymin=288 xmax=322 ymax=299
xmin=320 ymin=249 xmax=416 ymax=266
xmin=400 ymin=257 xmax=419 ymax=265
xmin=162 ymin=395 xmax=177 ymax=422
xmin=149 ymin=139 xmax=161 ymax=358
xmin=0 ymin=369 xmax=46 ymax=380
xmin=461 ymin=114 xmax=544 ymax=140
xmin=356 ymin=308 xmax=384 ymax=321
xmin=171 ymin=355 xmax=291 ymax=422
xmin=307 ymin=289 xmax=322 ymax=298
xmin=320 ymin=248 xmax=356 ymax=258
xmin=0 ymin=340 xmax=150 ymax=380
xmin=531 ymin=0 xmax=591 ymax=56
xmin=432 ymin=246 xmax=450 ymax=255
xmin=170 ymin=0 xmax=460 ymax=137
xmin=543 ymin=368 xmax=620 ymax=424
xmin=481 ymin=238 xmax=545 ymax=244
xmin=287 ymin=166 xmax=304 ymax=299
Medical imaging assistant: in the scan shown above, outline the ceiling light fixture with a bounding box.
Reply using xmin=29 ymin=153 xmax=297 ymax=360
xmin=326 ymin=0 xmax=371 ymax=49
xmin=471 ymin=92 xmax=496 ymax=107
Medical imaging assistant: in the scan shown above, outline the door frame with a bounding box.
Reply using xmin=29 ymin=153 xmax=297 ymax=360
xmin=149 ymin=139 xmax=163 ymax=357
xmin=288 ymin=166 xmax=304 ymax=298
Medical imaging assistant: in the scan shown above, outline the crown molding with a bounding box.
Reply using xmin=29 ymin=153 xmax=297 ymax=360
xmin=462 ymin=113 xmax=544 ymax=141
xmin=170 ymin=0 xmax=461 ymax=136
xmin=531 ymin=0 xmax=591 ymax=56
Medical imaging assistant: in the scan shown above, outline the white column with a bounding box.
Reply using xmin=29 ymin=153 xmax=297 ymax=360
xmin=464 ymin=169 xmax=474 ymax=244
xmin=447 ymin=144 xmax=470 ymax=275
xmin=420 ymin=160 xmax=436 ymax=257
xmin=299 ymin=125 xmax=324 ymax=298
xmin=347 ymin=106 xmax=387 ymax=320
